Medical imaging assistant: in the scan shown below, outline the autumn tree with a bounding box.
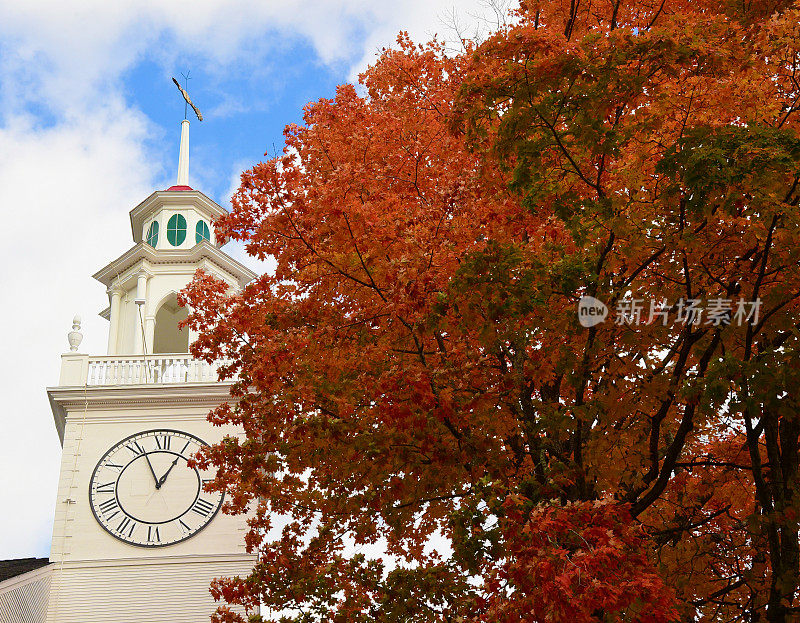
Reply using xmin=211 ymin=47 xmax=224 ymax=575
xmin=183 ymin=1 xmax=800 ymax=621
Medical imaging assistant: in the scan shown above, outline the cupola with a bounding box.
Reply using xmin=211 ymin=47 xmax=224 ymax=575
xmin=92 ymin=119 xmax=256 ymax=356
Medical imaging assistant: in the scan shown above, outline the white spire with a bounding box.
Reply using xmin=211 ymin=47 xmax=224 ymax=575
xmin=176 ymin=119 xmax=189 ymax=186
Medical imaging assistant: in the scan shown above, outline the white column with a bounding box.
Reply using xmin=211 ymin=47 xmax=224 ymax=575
xmin=177 ymin=119 xmax=189 ymax=186
xmin=107 ymin=288 xmax=122 ymax=355
xmin=133 ymin=272 xmax=149 ymax=354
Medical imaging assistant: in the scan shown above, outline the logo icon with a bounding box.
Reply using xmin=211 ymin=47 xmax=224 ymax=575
xmin=578 ymin=296 xmax=608 ymax=328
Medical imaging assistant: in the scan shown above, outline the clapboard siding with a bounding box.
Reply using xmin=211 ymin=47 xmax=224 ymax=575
xmin=47 ymin=556 xmax=251 ymax=622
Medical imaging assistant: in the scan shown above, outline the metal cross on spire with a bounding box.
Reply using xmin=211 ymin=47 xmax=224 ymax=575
xmin=172 ymin=72 xmax=203 ymax=122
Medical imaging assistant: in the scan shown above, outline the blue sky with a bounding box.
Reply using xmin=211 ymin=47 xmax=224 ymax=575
xmin=0 ymin=0 xmax=505 ymax=560
xmin=121 ymin=38 xmax=347 ymax=197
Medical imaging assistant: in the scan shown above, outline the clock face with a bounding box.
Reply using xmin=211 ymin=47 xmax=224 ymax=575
xmin=89 ymin=429 xmax=224 ymax=547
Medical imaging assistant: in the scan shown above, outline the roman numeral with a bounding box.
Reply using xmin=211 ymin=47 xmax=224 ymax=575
xmin=96 ymin=482 xmax=115 ymax=493
xmin=147 ymin=526 xmax=160 ymax=543
xmin=105 ymin=463 xmax=123 ymax=471
xmin=178 ymin=519 xmax=192 ymax=534
xmin=155 ymin=435 xmax=171 ymax=450
xmin=191 ymin=498 xmax=215 ymax=517
xmin=180 ymin=440 xmax=191 ymax=454
xmin=116 ymin=516 xmax=136 ymax=537
xmin=98 ymin=497 xmax=119 ymax=515
xmin=125 ymin=441 xmax=145 ymax=456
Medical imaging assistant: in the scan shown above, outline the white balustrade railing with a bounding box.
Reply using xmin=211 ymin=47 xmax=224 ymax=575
xmin=85 ymin=354 xmax=232 ymax=386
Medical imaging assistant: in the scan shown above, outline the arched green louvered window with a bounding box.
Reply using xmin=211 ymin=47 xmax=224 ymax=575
xmin=195 ymin=220 xmax=211 ymax=244
xmin=146 ymin=221 xmax=159 ymax=247
xmin=166 ymin=214 xmax=187 ymax=246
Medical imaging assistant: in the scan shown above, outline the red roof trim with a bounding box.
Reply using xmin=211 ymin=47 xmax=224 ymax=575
xmin=166 ymin=185 xmax=193 ymax=191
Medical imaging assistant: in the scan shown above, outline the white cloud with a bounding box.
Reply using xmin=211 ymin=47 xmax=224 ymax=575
xmin=0 ymin=0 xmax=508 ymax=559
xmin=0 ymin=104 xmax=158 ymax=557
xmin=0 ymin=0 xmax=503 ymax=116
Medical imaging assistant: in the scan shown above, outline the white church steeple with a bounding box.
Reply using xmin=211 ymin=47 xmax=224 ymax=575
xmin=24 ymin=81 xmax=259 ymax=623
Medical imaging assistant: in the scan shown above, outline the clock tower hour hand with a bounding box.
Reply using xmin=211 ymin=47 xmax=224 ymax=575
xmin=156 ymin=456 xmax=181 ymax=489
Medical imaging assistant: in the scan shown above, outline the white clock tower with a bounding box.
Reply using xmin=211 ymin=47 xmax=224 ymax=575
xmin=0 ymin=119 xmax=257 ymax=622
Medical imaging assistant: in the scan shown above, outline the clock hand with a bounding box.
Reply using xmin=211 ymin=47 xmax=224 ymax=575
xmin=143 ymin=452 xmax=160 ymax=489
xmin=157 ymin=456 xmax=181 ymax=488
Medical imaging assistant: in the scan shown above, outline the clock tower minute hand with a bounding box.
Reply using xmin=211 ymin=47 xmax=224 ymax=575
xmin=157 ymin=456 xmax=181 ymax=489
xmin=144 ymin=452 xmax=160 ymax=488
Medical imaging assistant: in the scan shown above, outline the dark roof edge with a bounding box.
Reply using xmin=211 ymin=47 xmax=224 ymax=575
xmin=0 ymin=558 xmax=50 ymax=582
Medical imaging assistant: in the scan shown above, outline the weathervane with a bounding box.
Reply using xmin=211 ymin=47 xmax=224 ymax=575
xmin=172 ymin=71 xmax=203 ymax=121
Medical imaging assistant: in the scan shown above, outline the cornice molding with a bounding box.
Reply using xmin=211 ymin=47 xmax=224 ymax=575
xmin=48 ymin=382 xmax=235 ymax=410
xmin=92 ymin=241 xmax=257 ymax=290
xmin=48 ymin=382 xmax=239 ymax=443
